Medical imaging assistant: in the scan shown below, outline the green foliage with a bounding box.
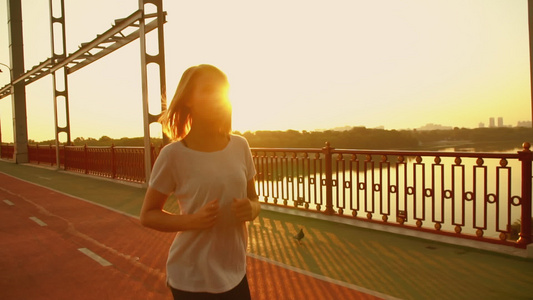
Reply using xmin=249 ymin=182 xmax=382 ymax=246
xmin=237 ymin=127 xmax=531 ymax=150
xmin=29 ymin=127 xmax=531 ymax=151
xmin=31 ymin=136 xmax=164 ymax=147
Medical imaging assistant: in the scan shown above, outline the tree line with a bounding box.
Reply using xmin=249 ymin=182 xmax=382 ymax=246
xmin=239 ymin=127 xmax=532 ymax=151
xmin=30 ymin=126 xmax=532 ymax=151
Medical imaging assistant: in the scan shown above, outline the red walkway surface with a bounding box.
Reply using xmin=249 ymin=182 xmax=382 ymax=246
xmin=0 ymin=172 xmax=382 ymax=300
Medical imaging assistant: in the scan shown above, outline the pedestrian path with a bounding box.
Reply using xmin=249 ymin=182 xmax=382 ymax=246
xmin=1 ymin=160 xmax=532 ymax=299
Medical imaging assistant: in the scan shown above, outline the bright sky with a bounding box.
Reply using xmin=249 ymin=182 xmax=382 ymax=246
xmin=0 ymin=0 xmax=531 ymax=142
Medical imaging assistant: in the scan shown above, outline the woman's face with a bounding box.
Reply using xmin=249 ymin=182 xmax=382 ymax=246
xmin=189 ymin=72 xmax=231 ymax=127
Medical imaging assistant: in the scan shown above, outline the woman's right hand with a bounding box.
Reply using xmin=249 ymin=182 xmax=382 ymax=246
xmin=140 ymin=187 xmax=220 ymax=232
xmin=190 ymin=199 xmax=219 ymax=230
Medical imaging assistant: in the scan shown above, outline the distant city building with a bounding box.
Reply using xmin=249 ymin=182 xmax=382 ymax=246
xmin=417 ymin=123 xmax=453 ymax=131
xmin=517 ymin=120 xmax=532 ymax=128
xmin=489 ymin=117 xmax=495 ymax=128
xmin=478 ymin=122 xmax=485 ymax=128
xmin=331 ymin=125 xmax=355 ymax=131
xmin=497 ymin=117 xmax=503 ymax=127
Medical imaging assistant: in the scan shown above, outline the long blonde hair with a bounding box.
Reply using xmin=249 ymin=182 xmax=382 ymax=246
xmin=159 ymin=64 xmax=232 ymax=141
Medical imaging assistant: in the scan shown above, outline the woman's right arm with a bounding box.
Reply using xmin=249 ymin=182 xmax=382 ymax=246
xmin=140 ymin=187 xmax=219 ymax=232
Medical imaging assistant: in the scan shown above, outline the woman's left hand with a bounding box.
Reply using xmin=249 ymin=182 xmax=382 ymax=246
xmin=232 ymin=179 xmax=261 ymax=222
xmin=232 ymin=198 xmax=255 ymax=222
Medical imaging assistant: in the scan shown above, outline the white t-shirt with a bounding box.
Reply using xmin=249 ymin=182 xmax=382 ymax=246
xmin=149 ymin=134 xmax=256 ymax=293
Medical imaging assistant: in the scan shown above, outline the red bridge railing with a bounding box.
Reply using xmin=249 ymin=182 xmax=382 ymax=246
xmin=23 ymin=144 xmax=162 ymax=183
xmin=0 ymin=143 xmax=14 ymax=160
xmin=251 ymin=142 xmax=532 ymax=249
xmin=1 ymin=142 xmax=531 ymax=249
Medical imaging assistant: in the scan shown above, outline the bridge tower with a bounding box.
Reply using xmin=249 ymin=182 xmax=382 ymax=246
xmin=7 ymin=0 xmax=28 ymax=163
xmin=1 ymin=0 xmax=167 ymax=184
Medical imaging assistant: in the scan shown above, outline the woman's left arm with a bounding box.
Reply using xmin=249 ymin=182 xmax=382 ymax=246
xmin=232 ymin=179 xmax=261 ymax=222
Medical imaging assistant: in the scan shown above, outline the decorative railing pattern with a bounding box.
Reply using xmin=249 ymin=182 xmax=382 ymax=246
xmin=251 ymin=143 xmax=532 ymax=249
xmin=1 ymin=142 xmax=531 ymax=249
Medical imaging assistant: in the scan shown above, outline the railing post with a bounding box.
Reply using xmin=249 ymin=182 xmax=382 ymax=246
xmin=111 ymin=144 xmax=116 ymax=179
xmin=323 ymin=142 xmax=335 ymax=215
xmin=49 ymin=144 xmax=53 ymax=166
xmin=61 ymin=144 xmax=65 ymax=169
xmin=84 ymin=144 xmax=88 ymax=174
xmin=518 ymin=142 xmax=532 ymax=247
xmin=33 ymin=144 xmax=37 ymax=164
xmin=150 ymin=143 xmax=155 ymax=168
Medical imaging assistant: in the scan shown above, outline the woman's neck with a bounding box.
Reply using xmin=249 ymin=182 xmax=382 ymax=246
xmin=182 ymin=127 xmax=229 ymax=152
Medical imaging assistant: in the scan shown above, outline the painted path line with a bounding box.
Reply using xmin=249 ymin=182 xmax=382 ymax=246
xmin=29 ymin=216 xmax=47 ymax=227
xmin=3 ymin=199 xmax=14 ymax=206
xmin=78 ymin=248 xmax=112 ymax=267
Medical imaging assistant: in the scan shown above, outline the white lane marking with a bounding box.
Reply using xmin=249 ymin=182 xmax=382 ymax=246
xmin=0 ymin=171 xmax=138 ymax=219
xmin=3 ymin=199 xmax=14 ymax=206
xmin=29 ymin=216 xmax=47 ymax=226
xmin=78 ymin=248 xmax=112 ymax=267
